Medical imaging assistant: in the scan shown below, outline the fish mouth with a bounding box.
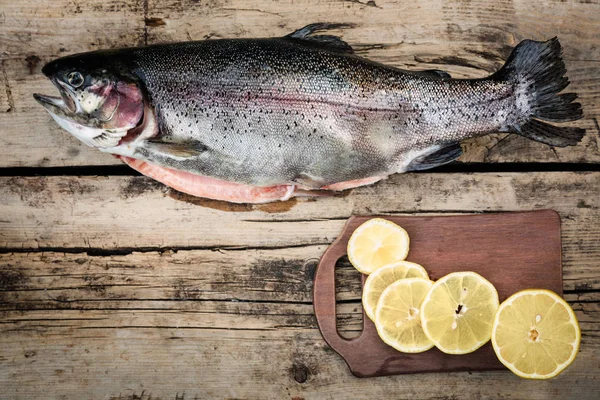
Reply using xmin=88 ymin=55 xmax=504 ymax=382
xmin=33 ymin=79 xmax=77 ymax=115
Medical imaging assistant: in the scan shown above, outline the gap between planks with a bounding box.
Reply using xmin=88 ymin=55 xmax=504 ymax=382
xmin=2 ymin=162 xmax=600 ymax=178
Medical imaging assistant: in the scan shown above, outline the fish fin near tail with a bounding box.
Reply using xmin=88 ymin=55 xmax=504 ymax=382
xmin=286 ymin=23 xmax=355 ymax=53
xmin=422 ymin=69 xmax=452 ymax=79
xmin=512 ymin=120 xmax=585 ymax=147
xmin=493 ymin=38 xmax=585 ymax=147
xmin=406 ymin=142 xmax=462 ymax=171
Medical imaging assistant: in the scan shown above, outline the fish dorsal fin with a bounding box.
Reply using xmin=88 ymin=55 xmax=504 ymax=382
xmin=406 ymin=142 xmax=462 ymax=171
xmin=420 ymin=69 xmax=452 ymax=79
xmin=285 ymin=23 xmax=355 ymax=53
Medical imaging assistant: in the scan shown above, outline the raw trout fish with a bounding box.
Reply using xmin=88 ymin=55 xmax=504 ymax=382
xmin=35 ymin=24 xmax=585 ymax=203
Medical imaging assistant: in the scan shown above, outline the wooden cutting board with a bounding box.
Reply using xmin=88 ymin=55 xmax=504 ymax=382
xmin=313 ymin=210 xmax=562 ymax=378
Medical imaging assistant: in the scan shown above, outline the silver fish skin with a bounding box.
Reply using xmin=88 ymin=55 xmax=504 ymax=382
xmin=35 ymin=24 xmax=584 ymax=193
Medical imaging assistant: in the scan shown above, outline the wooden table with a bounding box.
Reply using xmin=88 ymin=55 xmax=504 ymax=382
xmin=1 ymin=1 xmax=598 ymax=399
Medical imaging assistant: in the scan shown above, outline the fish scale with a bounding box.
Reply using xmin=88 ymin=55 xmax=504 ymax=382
xmin=34 ymin=24 xmax=584 ymax=202
xmin=131 ymin=38 xmax=510 ymax=186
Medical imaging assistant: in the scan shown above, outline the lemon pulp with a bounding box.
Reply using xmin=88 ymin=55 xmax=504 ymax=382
xmin=362 ymin=261 xmax=428 ymax=321
xmin=375 ymin=277 xmax=434 ymax=353
xmin=491 ymin=289 xmax=580 ymax=379
xmin=347 ymin=218 xmax=410 ymax=275
xmin=420 ymin=271 xmax=499 ymax=354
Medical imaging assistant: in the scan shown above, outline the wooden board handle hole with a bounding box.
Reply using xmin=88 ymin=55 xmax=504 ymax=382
xmin=335 ymin=256 xmax=364 ymax=340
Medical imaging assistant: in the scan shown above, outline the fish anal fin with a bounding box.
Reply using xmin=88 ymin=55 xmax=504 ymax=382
xmin=286 ymin=23 xmax=355 ymax=53
xmin=293 ymin=173 xmax=326 ymax=190
xmin=322 ymin=176 xmax=385 ymax=191
xmin=513 ymin=119 xmax=585 ymax=147
xmin=406 ymin=142 xmax=462 ymax=171
xmin=144 ymin=139 xmax=208 ymax=158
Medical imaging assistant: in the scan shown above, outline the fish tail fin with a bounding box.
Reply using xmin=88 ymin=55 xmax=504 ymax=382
xmin=493 ymin=38 xmax=585 ymax=147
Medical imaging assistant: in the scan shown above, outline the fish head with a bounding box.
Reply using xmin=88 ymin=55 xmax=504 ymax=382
xmin=33 ymin=54 xmax=145 ymax=148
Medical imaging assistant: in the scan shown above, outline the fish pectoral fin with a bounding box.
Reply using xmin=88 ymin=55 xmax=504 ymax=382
xmin=406 ymin=142 xmax=463 ymax=171
xmin=285 ymin=23 xmax=355 ymax=53
xmin=421 ymin=69 xmax=452 ymax=79
xmin=144 ymin=139 xmax=208 ymax=158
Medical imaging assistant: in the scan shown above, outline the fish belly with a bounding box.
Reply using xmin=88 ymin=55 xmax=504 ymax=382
xmin=135 ymin=98 xmax=400 ymax=187
xmin=120 ymin=156 xmax=296 ymax=203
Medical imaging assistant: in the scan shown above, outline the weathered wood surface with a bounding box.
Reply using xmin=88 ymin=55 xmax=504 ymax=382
xmin=1 ymin=172 xmax=600 ymax=398
xmin=1 ymin=0 xmax=599 ymax=168
xmin=1 ymin=0 xmax=599 ymax=398
xmin=2 ymin=172 xmax=599 ymax=258
xmin=0 ymin=249 xmax=598 ymax=400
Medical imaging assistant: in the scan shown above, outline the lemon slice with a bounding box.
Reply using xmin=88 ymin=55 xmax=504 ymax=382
xmin=491 ymin=289 xmax=581 ymax=379
xmin=347 ymin=218 xmax=410 ymax=275
xmin=362 ymin=261 xmax=429 ymax=322
xmin=374 ymin=277 xmax=434 ymax=353
xmin=420 ymin=271 xmax=499 ymax=354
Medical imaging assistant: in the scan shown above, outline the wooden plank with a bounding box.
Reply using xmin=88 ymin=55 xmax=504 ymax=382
xmin=0 ymin=248 xmax=598 ymax=399
xmin=0 ymin=300 xmax=593 ymax=342
xmin=0 ymin=247 xmax=593 ymax=335
xmin=1 ymin=0 xmax=598 ymax=168
xmin=0 ymin=327 xmax=596 ymax=399
xmin=1 ymin=172 xmax=599 ymax=284
xmin=0 ymin=245 xmax=594 ymax=306
xmin=0 ymin=247 xmax=326 ymax=306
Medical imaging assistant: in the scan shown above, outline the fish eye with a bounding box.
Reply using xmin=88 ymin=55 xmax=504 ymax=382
xmin=67 ymin=71 xmax=84 ymax=88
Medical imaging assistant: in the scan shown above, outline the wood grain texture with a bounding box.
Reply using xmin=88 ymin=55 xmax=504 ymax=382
xmin=2 ymin=173 xmax=599 ymax=264
xmin=0 ymin=246 xmax=598 ymax=399
xmin=314 ymin=211 xmax=562 ymax=377
xmin=1 ymin=173 xmax=599 ymax=396
xmin=1 ymin=0 xmax=599 ymax=397
xmin=0 ymin=245 xmax=594 ymax=307
xmin=0 ymin=0 xmax=598 ymax=168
